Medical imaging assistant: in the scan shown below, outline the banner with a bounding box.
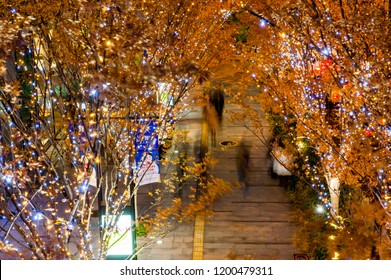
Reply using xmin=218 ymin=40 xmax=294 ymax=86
xmin=135 ymin=120 xmax=160 ymax=186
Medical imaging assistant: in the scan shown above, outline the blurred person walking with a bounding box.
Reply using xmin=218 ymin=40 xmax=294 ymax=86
xmin=236 ymin=139 xmax=250 ymax=196
xmin=205 ymin=100 xmax=219 ymax=147
xmin=210 ymin=85 xmax=225 ymax=125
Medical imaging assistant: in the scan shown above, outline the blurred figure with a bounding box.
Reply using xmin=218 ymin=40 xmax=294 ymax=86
xmin=236 ymin=139 xmax=250 ymax=195
xmin=205 ymin=100 xmax=219 ymax=147
xmin=175 ymin=139 xmax=188 ymax=198
xmin=192 ymin=135 xmax=207 ymax=200
xmin=193 ymin=138 xmax=202 ymax=164
xmin=210 ymin=85 xmax=225 ymax=125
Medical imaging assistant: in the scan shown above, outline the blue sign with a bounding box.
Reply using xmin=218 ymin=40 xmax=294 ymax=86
xmin=134 ymin=120 xmax=160 ymax=186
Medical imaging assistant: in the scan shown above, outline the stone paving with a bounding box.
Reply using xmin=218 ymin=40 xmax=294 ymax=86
xmin=204 ymin=121 xmax=297 ymax=260
xmin=136 ymin=63 xmax=299 ymax=260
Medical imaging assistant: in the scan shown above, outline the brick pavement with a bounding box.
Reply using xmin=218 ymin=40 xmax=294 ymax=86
xmin=136 ymin=63 xmax=299 ymax=260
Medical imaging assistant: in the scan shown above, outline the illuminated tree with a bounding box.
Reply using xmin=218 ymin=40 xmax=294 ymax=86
xmin=0 ymin=0 xmax=235 ymax=259
xmin=228 ymin=0 xmax=391 ymax=259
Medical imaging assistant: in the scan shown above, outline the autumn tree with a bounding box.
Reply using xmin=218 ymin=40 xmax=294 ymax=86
xmin=0 ymin=0 xmax=236 ymax=260
xmin=227 ymin=0 xmax=391 ymax=259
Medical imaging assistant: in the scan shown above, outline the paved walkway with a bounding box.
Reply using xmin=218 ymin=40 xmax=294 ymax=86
xmin=136 ymin=64 xmax=298 ymax=260
xmin=204 ymin=118 xmax=296 ymax=260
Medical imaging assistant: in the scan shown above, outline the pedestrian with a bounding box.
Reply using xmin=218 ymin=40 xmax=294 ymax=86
xmin=205 ymin=100 xmax=219 ymax=147
xmin=193 ymin=137 xmax=202 ymax=164
xmin=175 ymin=139 xmax=188 ymax=198
xmin=211 ymin=86 xmax=225 ymax=125
xmin=236 ymin=139 xmax=250 ymax=195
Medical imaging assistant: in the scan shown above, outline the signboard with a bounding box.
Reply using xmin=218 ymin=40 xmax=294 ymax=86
xmin=134 ymin=120 xmax=160 ymax=186
xmin=101 ymin=213 xmax=134 ymax=259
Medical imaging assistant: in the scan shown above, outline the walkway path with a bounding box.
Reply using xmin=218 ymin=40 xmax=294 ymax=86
xmin=136 ymin=63 xmax=298 ymax=260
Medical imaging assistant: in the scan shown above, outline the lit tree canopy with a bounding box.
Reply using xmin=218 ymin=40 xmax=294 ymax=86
xmin=228 ymin=0 xmax=391 ymax=258
xmin=0 ymin=0 xmax=236 ymax=259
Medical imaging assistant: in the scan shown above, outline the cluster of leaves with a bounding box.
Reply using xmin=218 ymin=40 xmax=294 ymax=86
xmin=226 ymin=0 xmax=391 ymax=259
xmin=265 ymin=101 xmax=390 ymax=259
xmin=287 ymin=177 xmax=329 ymax=260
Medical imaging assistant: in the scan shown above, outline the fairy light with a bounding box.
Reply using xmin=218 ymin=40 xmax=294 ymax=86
xmin=316 ymin=205 xmax=325 ymax=214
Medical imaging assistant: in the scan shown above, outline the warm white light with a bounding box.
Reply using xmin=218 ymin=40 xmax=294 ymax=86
xmin=316 ymin=205 xmax=325 ymax=214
